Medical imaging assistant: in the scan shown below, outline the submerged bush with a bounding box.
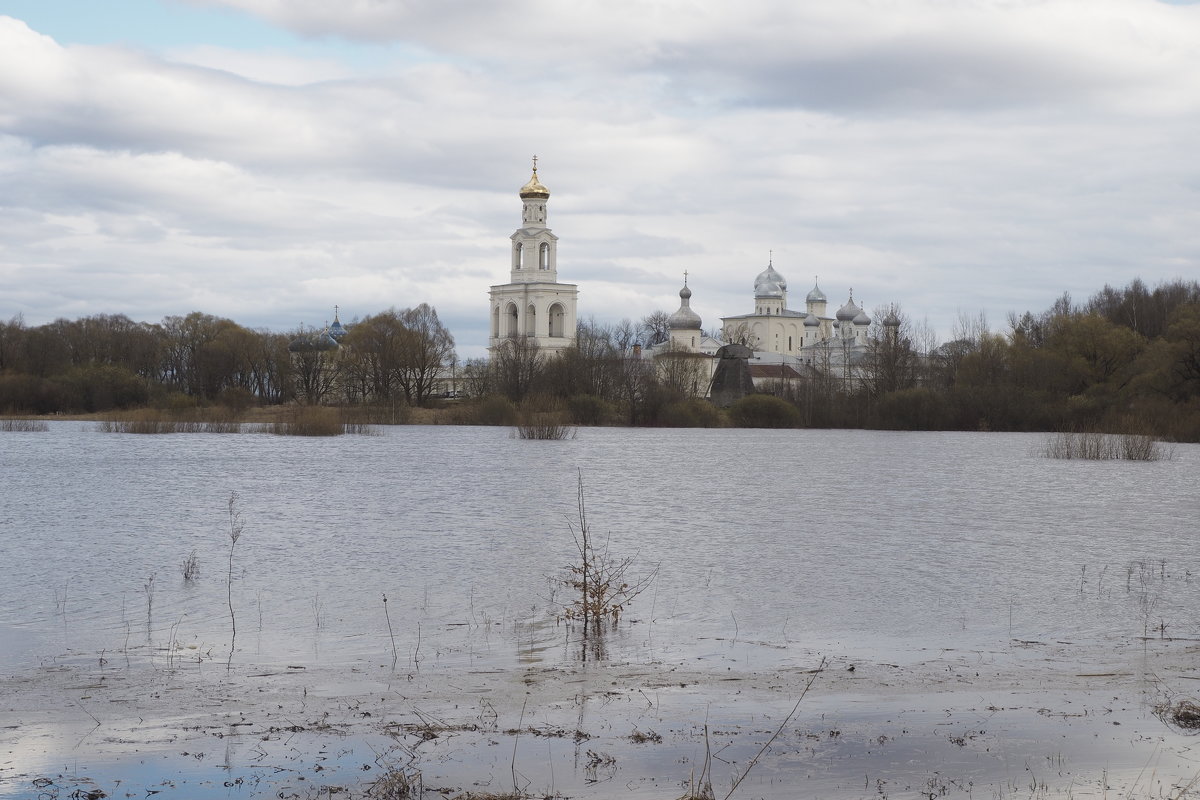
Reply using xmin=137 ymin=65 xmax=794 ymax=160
xmin=1042 ymin=430 xmax=1172 ymax=461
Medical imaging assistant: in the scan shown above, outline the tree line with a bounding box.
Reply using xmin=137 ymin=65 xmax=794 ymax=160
xmin=0 ymin=304 xmax=455 ymax=414
xmin=462 ymin=278 xmax=1200 ymax=440
xmin=3 ymin=278 xmax=1198 ymax=441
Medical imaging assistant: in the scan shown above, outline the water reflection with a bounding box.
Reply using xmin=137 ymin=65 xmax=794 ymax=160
xmin=2 ymin=424 xmax=1197 ymax=673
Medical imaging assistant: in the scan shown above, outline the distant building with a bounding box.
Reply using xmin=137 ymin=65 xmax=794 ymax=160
xmin=720 ymin=261 xmax=872 ymax=355
xmin=482 ymin=167 xmax=901 ymax=398
xmin=488 ymin=160 xmax=579 ymax=357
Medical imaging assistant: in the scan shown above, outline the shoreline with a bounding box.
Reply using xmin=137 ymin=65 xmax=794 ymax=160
xmin=3 ymin=635 xmax=1198 ymax=799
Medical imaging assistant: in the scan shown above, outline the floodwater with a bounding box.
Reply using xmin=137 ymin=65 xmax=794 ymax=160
xmin=1 ymin=423 xmax=1199 ymax=798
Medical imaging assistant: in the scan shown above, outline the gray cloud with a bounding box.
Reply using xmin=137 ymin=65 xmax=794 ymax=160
xmin=3 ymin=4 xmax=1200 ymax=359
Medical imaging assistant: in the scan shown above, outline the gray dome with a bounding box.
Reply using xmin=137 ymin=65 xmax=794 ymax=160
xmin=836 ymin=298 xmax=860 ymax=322
xmin=803 ymin=313 xmax=820 ymax=327
xmin=883 ymin=310 xmax=901 ymax=327
xmin=754 ymin=262 xmax=786 ymax=298
xmin=806 ymin=282 xmax=826 ymax=303
xmin=668 ymin=284 xmax=702 ymax=330
xmin=853 ymin=310 xmax=871 ymax=326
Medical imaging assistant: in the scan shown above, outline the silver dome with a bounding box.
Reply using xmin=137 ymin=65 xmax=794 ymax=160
xmin=754 ymin=262 xmax=786 ymax=298
xmin=668 ymin=284 xmax=702 ymax=330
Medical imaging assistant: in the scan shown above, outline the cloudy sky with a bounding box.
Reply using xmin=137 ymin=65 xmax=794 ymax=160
xmin=2 ymin=0 xmax=1199 ymax=357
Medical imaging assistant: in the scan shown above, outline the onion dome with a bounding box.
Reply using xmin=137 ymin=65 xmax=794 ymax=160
xmin=853 ymin=310 xmax=871 ymax=326
xmin=519 ymin=167 xmax=550 ymax=199
xmin=804 ymin=313 xmax=820 ymax=327
xmin=328 ymin=306 xmax=347 ymax=340
xmin=883 ymin=310 xmax=901 ymax=327
xmin=754 ymin=261 xmax=786 ymax=298
xmin=836 ymin=295 xmax=861 ymax=322
xmin=668 ymin=281 xmax=702 ymax=330
xmin=806 ymin=281 xmax=826 ymax=303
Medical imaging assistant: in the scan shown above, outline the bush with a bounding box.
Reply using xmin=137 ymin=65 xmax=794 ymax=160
xmin=872 ymin=387 xmax=952 ymax=430
xmin=566 ymin=394 xmax=615 ymax=426
xmin=53 ymin=365 xmax=149 ymax=412
xmin=0 ymin=373 xmax=63 ymax=414
xmin=1041 ymin=430 xmax=1172 ymax=461
xmin=726 ymin=394 xmax=801 ymax=428
xmin=469 ymin=395 xmax=519 ymax=426
xmin=217 ymin=386 xmax=255 ymax=414
xmin=658 ymin=397 xmax=725 ymax=428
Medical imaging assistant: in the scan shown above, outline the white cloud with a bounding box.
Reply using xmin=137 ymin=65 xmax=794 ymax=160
xmin=164 ymin=45 xmax=357 ymax=85
xmin=3 ymin=3 xmax=1200 ymax=358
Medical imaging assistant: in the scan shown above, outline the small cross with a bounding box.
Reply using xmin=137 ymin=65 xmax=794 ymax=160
xmin=532 ymin=154 xmax=539 ymax=172
xmin=769 ymin=249 xmax=773 ymax=265
xmin=683 ymin=269 xmax=688 ymax=286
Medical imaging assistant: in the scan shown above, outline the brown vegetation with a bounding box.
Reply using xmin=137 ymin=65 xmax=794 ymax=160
xmin=5 ymin=278 xmax=1200 ymax=438
xmin=0 ymin=418 xmax=48 ymax=431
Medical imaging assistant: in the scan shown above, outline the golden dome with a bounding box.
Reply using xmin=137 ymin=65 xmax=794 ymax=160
xmin=519 ymin=168 xmax=550 ymax=199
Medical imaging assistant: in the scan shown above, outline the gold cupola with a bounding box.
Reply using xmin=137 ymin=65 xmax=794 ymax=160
xmin=519 ymin=156 xmax=550 ymax=199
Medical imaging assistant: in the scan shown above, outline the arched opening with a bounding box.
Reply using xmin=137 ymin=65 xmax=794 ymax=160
xmin=492 ymin=306 xmax=500 ymax=338
xmin=526 ymin=304 xmax=537 ymax=336
xmin=539 ymin=242 xmax=550 ymax=270
xmin=548 ymin=303 xmax=565 ymax=338
xmin=506 ymin=303 xmax=520 ymax=338
xmin=513 ymin=242 xmax=523 ymax=270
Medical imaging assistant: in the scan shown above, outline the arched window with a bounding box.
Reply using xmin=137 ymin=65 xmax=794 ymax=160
xmin=492 ymin=306 xmax=500 ymax=338
xmin=513 ymin=242 xmax=523 ymax=269
xmin=526 ymin=304 xmax=537 ymax=336
xmin=506 ymin=303 xmax=520 ymax=338
xmin=539 ymin=242 xmax=550 ymax=270
xmin=548 ymin=303 xmax=565 ymax=338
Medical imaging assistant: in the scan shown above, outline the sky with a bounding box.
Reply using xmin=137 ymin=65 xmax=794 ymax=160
xmin=2 ymin=0 xmax=1199 ymax=358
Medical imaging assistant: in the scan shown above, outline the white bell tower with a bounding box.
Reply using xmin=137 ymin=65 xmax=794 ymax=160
xmin=489 ymin=158 xmax=578 ymax=357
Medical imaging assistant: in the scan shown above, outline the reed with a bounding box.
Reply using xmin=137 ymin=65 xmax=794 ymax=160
xmin=269 ymin=406 xmax=345 ymax=436
xmin=96 ymin=409 xmax=242 ymax=434
xmin=0 ymin=418 xmax=49 ymax=432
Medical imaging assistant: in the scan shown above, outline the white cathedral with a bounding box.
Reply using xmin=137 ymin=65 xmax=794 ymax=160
xmin=488 ymin=164 xmax=895 ymax=390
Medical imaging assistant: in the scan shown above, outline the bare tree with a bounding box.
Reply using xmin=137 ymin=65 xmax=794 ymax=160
xmin=396 ymin=303 xmax=456 ymax=406
xmin=493 ymin=335 xmax=544 ymax=401
xmin=639 ymin=310 xmax=671 ymax=346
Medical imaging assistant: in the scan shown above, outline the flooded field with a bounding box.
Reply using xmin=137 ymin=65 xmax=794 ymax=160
xmin=1 ymin=424 xmax=1198 ymax=798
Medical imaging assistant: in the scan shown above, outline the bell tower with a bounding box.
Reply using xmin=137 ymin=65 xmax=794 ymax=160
xmin=489 ymin=158 xmax=578 ymax=356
